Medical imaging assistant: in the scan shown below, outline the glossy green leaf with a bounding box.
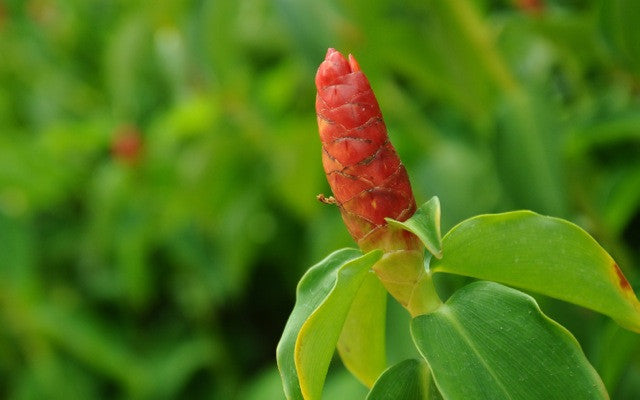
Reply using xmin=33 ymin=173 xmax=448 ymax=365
xmin=276 ymin=248 xmax=360 ymax=400
xmin=337 ymin=272 xmax=387 ymax=388
xmin=386 ymin=196 xmax=443 ymax=259
xmin=296 ymin=251 xmax=383 ymax=399
xmin=431 ymin=211 xmax=640 ymax=332
xmin=276 ymin=249 xmax=382 ymax=400
xmin=411 ymin=281 xmax=608 ymax=400
xmin=366 ymin=359 xmax=442 ymax=400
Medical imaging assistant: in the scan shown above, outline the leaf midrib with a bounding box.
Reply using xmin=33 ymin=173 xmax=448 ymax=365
xmin=439 ymin=306 xmax=514 ymax=400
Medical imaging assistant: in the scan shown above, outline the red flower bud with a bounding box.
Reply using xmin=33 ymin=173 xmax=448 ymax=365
xmin=315 ymin=49 xmax=417 ymax=249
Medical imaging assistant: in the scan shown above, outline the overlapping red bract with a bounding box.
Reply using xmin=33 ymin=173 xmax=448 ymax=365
xmin=315 ymin=48 xmax=416 ymax=245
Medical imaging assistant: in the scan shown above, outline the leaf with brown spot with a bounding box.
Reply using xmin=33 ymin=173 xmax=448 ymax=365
xmin=613 ymin=263 xmax=632 ymax=292
xmin=431 ymin=211 xmax=640 ymax=333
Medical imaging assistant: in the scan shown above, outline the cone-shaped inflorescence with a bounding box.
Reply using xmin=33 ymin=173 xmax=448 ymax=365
xmin=315 ymin=48 xmax=418 ymax=251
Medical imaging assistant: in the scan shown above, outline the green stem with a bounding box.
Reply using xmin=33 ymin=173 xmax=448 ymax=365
xmin=407 ymin=271 xmax=443 ymax=317
xmin=372 ymin=250 xmax=443 ymax=317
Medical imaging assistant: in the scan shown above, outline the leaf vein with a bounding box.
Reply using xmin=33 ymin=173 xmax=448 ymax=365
xmin=440 ymin=308 xmax=514 ymax=400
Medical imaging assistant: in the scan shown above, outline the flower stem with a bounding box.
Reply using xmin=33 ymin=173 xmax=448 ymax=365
xmin=372 ymin=250 xmax=443 ymax=317
xmin=407 ymin=270 xmax=443 ymax=317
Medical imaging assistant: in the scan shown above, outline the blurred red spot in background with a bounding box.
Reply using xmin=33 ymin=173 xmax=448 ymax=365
xmin=516 ymin=0 xmax=544 ymax=14
xmin=111 ymin=125 xmax=143 ymax=164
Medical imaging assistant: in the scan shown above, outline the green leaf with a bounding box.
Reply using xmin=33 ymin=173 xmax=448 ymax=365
xmin=386 ymin=196 xmax=443 ymax=259
xmin=411 ymin=281 xmax=608 ymax=400
xmin=366 ymin=359 xmax=442 ymax=400
xmin=276 ymin=248 xmax=382 ymax=400
xmin=431 ymin=211 xmax=640 ymax=332
xmin=276 ymin=248 xmax=360 ymax=400
xmin=337 ymin=272 xmax=387 ymax=388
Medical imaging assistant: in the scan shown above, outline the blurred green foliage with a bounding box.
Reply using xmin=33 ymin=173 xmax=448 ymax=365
xmin=0 ymin=0 xmax=639 ymax=398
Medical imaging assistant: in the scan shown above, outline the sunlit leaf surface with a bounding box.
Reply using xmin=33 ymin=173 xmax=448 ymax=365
xmin=431 ymin=211 xmax=640 ymax=332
